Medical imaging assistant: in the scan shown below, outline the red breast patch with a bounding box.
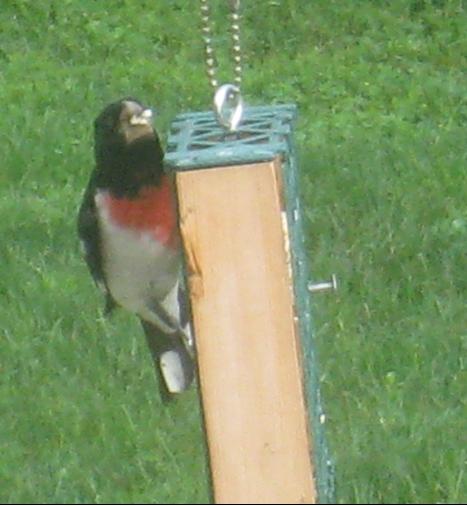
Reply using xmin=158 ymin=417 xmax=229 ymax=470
xmin=102 ymin=176 xmax=180 ymax=250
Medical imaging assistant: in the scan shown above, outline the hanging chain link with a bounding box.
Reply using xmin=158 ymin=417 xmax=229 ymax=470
xmin=200 ymin=0 xmax=242 ymax=91
xmin=200 ymin=0 xmax=244 ymax=130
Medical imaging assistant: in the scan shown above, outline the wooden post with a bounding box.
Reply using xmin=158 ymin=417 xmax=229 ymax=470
xmin=165 ymin=105 xmax=334 ymax=504
xmin=176 ymin=159 xmax=316 ymax=504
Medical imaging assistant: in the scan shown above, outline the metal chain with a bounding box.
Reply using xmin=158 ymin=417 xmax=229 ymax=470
xmin=200 ymin=0 xmax=242 ymax=91
xmin=230 ymin=0 xmax=243 ymax=88
xmin=200 ymin=0 xmax=244 ymax=131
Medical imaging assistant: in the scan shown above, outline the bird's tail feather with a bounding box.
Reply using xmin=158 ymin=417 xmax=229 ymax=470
xmin=140 ymin=319 xmax=195 ymax=402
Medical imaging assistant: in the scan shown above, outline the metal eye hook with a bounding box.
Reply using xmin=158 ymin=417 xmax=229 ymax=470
xmin=214 ymin=83 xmax=244 ymax=131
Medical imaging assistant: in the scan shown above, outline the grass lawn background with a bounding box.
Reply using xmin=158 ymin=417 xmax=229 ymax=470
xmin=0 ymin=0 xmax=465 ymax=503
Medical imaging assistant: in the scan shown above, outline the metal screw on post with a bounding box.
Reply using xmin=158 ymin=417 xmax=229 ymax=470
xmin=308 ymin=274 xmax=338 ymax=294
xmin=200 ymin=0 xmax=244 ymax=131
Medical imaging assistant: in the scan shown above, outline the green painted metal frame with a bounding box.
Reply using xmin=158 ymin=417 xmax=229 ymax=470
xmin=165 ymin=105 xmax=335 ymax=503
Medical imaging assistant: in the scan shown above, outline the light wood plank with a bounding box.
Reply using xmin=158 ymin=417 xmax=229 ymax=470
xmin=176 ymin=159 xmax=316 ymax=504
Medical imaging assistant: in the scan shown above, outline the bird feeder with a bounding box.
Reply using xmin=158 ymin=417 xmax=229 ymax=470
xmin=165 ymin=104 xmax=334 ymax=504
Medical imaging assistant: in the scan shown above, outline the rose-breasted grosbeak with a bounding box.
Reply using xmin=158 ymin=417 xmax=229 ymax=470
xmin=78 ymin=98 xmax=194 ymax=401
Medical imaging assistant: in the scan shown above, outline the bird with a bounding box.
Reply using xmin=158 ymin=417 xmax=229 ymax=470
xmin=77 ymin=97 xmax=195 ymax=401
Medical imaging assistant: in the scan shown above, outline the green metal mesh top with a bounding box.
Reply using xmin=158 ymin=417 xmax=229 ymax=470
xmin=165 ymin=105 xmax=335 ymax=503
xmin=164 ymin=105 xmax=297 ymax=170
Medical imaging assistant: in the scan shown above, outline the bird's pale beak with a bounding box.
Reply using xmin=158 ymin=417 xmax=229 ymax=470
xmin=129 ymin=108 xmax=153 ymax=126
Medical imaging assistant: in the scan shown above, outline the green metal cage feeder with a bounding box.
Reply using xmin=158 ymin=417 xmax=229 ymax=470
xmin=165 ymin=104 xmax=335 ymax=504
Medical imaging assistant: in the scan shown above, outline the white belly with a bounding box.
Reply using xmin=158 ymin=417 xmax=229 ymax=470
xmin=96 ymin=195 xmax=181 ymax=324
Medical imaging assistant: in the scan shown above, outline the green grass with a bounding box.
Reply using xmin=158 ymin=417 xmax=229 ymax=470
xmin=0 ymin=0 xmax=465 ymax=503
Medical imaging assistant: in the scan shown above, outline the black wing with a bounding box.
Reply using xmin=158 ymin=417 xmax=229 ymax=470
xmin=177 ymin=278 xmax=192 ymax=330
xmin=77 ymin=171 xmax=115 ymax=313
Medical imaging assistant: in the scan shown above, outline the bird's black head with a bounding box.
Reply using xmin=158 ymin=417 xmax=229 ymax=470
xmin=94 ymin=97 xmax=155 ymax=150
xmin=93 ymin=98 xmax=165 ymax=196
